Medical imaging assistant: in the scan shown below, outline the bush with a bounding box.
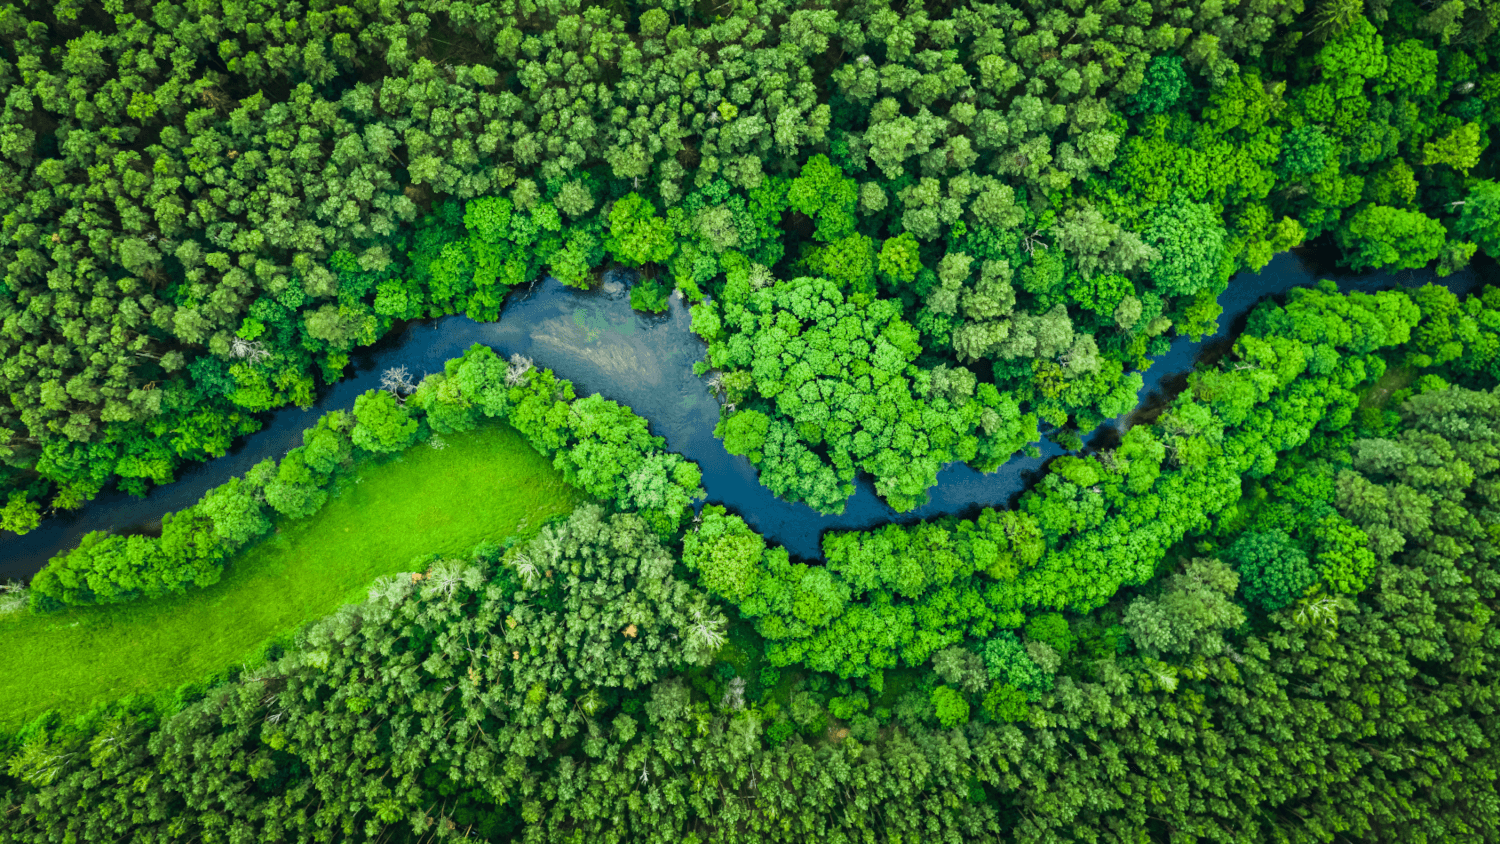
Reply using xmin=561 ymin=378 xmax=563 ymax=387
xmin=630 ymin=278 xmax=673 ymax=313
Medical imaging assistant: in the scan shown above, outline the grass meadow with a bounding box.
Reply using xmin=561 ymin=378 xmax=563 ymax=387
xmin=0 ymin=420 xmax=584 ymax=730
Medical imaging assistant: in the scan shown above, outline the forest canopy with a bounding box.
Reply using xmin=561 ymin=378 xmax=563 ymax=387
xmin=3 ymin=1 xmax=1500 ymax=843
xmin=0 ymin=0 xmax=1495 ymax=523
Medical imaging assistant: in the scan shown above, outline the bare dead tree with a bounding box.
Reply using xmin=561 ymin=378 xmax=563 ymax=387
xmin=505 ymin=354 xmax=535 ymax=387
xmin=230 ymin=336 xmax=270 ymax=364
xmin=687 ymin=606 xmax=728 ymax=651
xmin=510 ymin=552 xmax=539 ymax=588
xmin=381 ymin=366 xmax=418 ymax=398
xmin=1021 ymin=228 xmax=1050 ymax=255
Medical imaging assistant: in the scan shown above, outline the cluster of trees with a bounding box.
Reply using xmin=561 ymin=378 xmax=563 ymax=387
xmin=6 ymin=376 xmax=1499 ymax=842
xmin=677 ymin=0 xmax=1498 ymax=513
xmin=423 ymin=344 xmax=705 ymax=537
xmin=4 ymin=2 xmax=1500 ymax=838
xmin=686 ymin=282 xmax=1443 ymax=680
xmin=1094 ymin=17 xmax=1500 ymax=281
xmin=699 ymin=273 xmax=1040 ymax=513
xmin=27 ymin=345 xmax=701 ymax=610
xmin=1402 ymin=280 xmax=1500 ymax=384
xmin=972 ymin=381 xmax=1500 ymax=841
xmin=4 ymin=0 xmax=1494 ymax=529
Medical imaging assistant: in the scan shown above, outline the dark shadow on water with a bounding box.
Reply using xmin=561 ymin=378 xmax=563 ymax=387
xmin=1 ymin=254 xmax=1488 ymax=577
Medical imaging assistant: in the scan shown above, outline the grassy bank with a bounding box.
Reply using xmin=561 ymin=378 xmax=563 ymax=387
xmin=0 ymin=421 xmax=584 ymax=730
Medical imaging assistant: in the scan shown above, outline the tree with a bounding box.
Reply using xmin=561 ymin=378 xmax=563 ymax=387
xmin=1455 ymin=180 xmax=1500 ymax=259
xmin=261 ymin=450 xmax=329 ymax=519
xmin=1141 ymin=197 xmax=1229 ymax=296
xmin=450 ymin=344 xmax=514 ymax=418
xmin=300 ymin=410 xmax=355 ymax=473
xmin=683 ymin=506 xmax=766 ymax=602
xmin=1024 ymin=613 xmax=1077 ymax=658
xmin=409 ymin=372 xmax=479 ymax=435
xmin=351 ymin=389 xmax=419 ymax=454
xmin=620 ymin=452 xmax=702 ymax=537
xmin=1276 ymin=125 xmax=1335 ymax=178
xmin=929 ymin=685 xmax=969 ymax=728
xmin=198 ymin=477 xmax=271 ymax=547
xmin=1127 ymin=55 xmax=1189 ymax=115
xmin=877 ymin=233 xmax=922 ymax=287
xmin=1123 ymin=557 xmax=1246 ymax=656
xmin=787 ymin=155 xmax=858 ymax=242
xmin=981 ymin=631 xmax=1053 ymax=693
xmin=1335 ymin=205 xmax=1446 ymax=271
xmin=605 ymin=193 xmax=675 ymax=267
xmin=1422 ymin=123 xmax=1483 ymax=174
xmin=932 ymin=646 xmax=989 ymax=694
xmin=1222 ymin=530 xmax=1317 ymax=610
xmin=1310 ymin=0 xmax=1366 ymax=40
xmin=0 ymin=492 xmax=42 ymax=535
xmin=716 ymin=409 xmax=771 ymax=463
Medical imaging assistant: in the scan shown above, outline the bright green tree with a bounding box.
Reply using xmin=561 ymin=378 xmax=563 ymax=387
xmin=351 ymin=390 xmax=420 ymax=454
xmin=1335 ymin=205 xmax=1446 ymax=271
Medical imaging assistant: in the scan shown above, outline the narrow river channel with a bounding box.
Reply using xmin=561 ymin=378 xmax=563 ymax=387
xmin=0 ymin=250 xmax=1488 ymax=578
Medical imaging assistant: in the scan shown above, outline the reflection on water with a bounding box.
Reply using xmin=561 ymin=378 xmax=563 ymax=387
xmin=1 ymin=253 xmax=1488 ymax=577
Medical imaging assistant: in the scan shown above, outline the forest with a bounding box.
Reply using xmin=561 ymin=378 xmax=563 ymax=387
xmin=1 ymin=0 xmax=1499 ymax=841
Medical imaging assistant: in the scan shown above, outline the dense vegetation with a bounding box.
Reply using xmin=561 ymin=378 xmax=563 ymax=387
xmin=693 ymin=281 xmax=1437 ymax=679
xmin=1 ymin=0 xmax=1496 ymax=522
xmin=4 ymin=0 xmax=1500 ymax=842
xmin=4 ymin=304 xmax=1498 ymax=840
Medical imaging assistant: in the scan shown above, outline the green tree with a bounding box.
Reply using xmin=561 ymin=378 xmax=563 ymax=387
xmin=929 ymin=685 xmax=970 ymax=729
xmin=877 ymin=233 xmax=922 ymax=287
xmin=1422 ymin=123 xmax=1483 ymax=174
xmin=1222 ymin=530 xmax=1317 ymax=610
xmin=1335 ymin=205 xmax=1446 ymax=271
xmin=198 ymin=477 xmax=270 ymax=547
xmin=715 ymin=409 xmax=771 ymax=463
xmin=260 ymin=451 xmax=328 ymax=519
xmin=1142 ymin=197 xmax=1229 ymax=296
xmin=351 ymin=390 xmax=419 ymax=454
xmin=605 ymin=194 xmax=675 ymax=267
xmin=786 ymin=155 xmax=858 ymax=242
xmin=1127 ymin=55 xmax=1189 ymax=116
xmin=1123 ymin=557 xmax=1246 ymax=656
xmin=0 ymin=492 xmax=42 ymax=535
xmin=1276 ymin=125 xmax=1335 ymax=178
xmin=682 ymin=505 xmax=766 ymax=602
xmin=1455 ymin=180 xmax=1500 ymax=259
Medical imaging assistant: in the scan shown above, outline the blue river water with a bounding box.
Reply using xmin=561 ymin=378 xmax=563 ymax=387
xmin=0 ymin=250 xmax=1488 ymax=579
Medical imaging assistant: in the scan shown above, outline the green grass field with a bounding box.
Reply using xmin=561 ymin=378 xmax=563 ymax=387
xmin=0 ymin=420 xmax=585 ymax=730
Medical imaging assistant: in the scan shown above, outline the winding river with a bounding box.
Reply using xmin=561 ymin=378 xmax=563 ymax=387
xmin=0 ymin=250 xmax=1490 ymax=579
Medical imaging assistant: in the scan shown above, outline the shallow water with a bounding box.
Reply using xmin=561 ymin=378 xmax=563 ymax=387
xmin=0 ymin=252 xmax=1487 ymax=578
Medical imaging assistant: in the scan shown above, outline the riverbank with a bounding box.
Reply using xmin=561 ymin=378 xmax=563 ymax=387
xmin=0 ymin=420 xmax=583 ymax=729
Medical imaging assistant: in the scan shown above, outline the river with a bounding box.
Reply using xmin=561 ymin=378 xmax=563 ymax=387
xmin=0 ymin=250 xmax=1489 ymax=578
